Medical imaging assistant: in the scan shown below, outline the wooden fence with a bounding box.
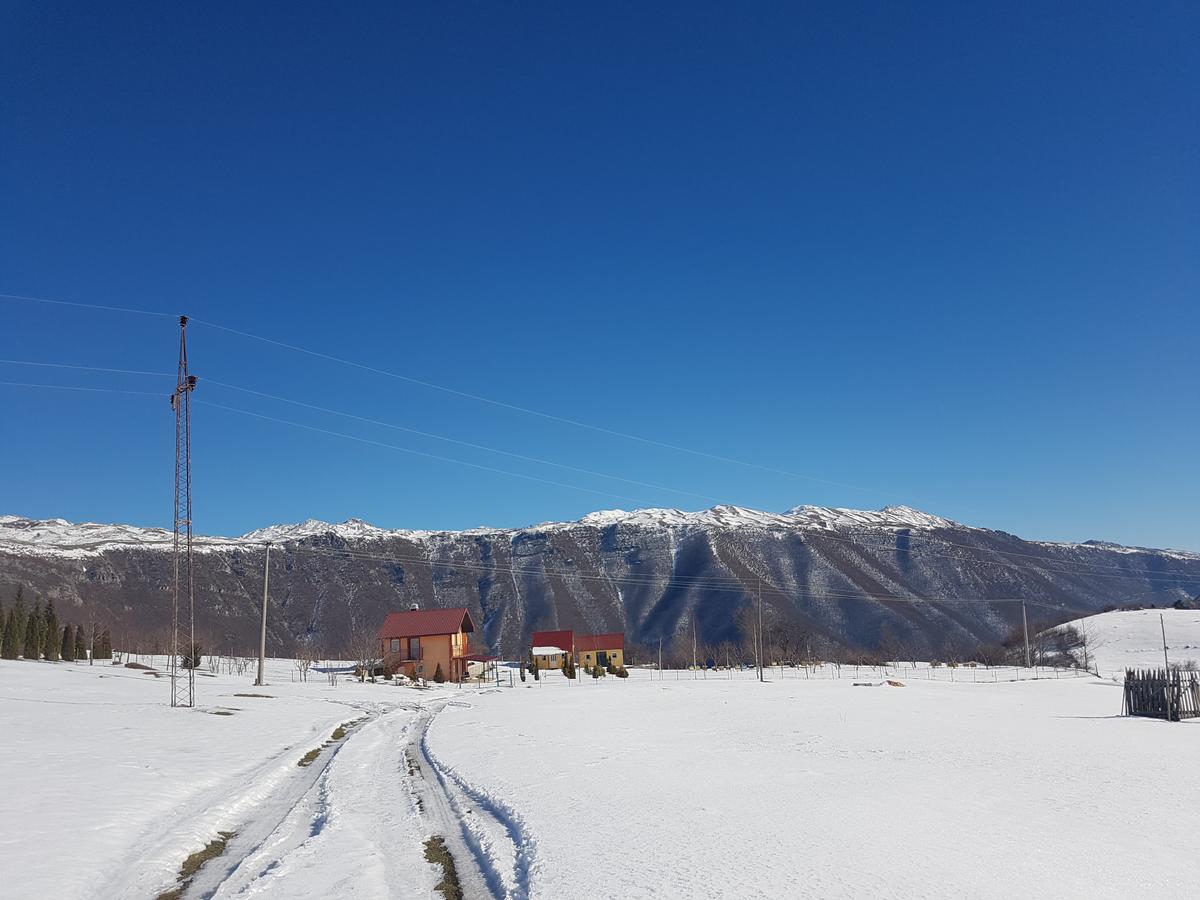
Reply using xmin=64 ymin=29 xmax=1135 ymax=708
xmin=1123 ymin=668 xmax=1200 ymax=721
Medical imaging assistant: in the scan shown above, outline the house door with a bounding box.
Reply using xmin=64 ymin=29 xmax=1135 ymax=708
xmin=597 ymin=651 xmax=609 ymax=667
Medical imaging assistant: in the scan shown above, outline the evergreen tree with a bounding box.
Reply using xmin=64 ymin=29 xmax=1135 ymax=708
xmin=24 ymin=602 xmax=43 ymax=660
xmin=519 ymin=659 xmax=526 ymax=682
xmin=1 ymin=607 xmax=17 ymax=659
xmin=61 ymin=624 xmax=76 ymax=662
xmin=43 ymin=600 xmax=60 ymax=661
xmin=74 ymin=627 xmax=88 ymax=661
xmin=0 ymin=600 xmax=5 ymax=654
xmin=3 ymin=589 xmax=25 ymax=660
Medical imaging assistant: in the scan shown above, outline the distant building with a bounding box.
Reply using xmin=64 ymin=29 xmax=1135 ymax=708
xmin=378 ymin=607 xmax=475 ymax=681
xmin=531 ymin=629 xmax=574 ymax=670
xmin=576 ymin=632 xmax=625 ymax=670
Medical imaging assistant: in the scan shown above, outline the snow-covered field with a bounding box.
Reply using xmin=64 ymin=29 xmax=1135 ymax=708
xmin=1062 ymin=608 xmax=1200 ymax=677
xmin=426 ymin=668 xmax=1197 ymax=899
xmin=0 ymin=656 xmax=460 ymax=899
xmin=3 ymin=608 xmax=1199 ymax=899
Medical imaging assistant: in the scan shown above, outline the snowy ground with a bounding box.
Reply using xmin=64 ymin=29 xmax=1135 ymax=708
xmin=1061 ymin=608 xmax=1200 ymax=677
xmin=429 ymin=669 xmax=1198 ymax=899
xmin=3 ymin=609 xmax=1198 ymax=899
xmin=0 ymin=656 xmax=472 ymax=899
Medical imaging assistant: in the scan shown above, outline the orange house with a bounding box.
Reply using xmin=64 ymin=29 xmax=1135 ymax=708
xmin=576 ymin=632 xmax=625 ymax=670
xmin=378 ymin=606 xmax=475 ymax=682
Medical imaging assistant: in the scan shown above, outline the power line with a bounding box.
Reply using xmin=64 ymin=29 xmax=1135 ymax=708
xmin=0 ymin=361 xmax=1185 ymax=574
xmin=189 ymin=315 xmax=895 ymax=498
xmin=0 ymin=359 xmax=175 ymax=378
xmin=0 ymin=359 xmax=717 ymax=502
xmin=0 ymin=291 xmax=175 ymax=319
xmin=3 ymin=375 xmax=1197 ymax=585
xmin=202 ymin=378 xmax=720 ymax=504
xmin=4 ymin=290 xmax=892 ymax=496
xmin=197 ymin=399 xmax=651 ymax=505
xmin=0 ymin=381 xmax=163 ymax=397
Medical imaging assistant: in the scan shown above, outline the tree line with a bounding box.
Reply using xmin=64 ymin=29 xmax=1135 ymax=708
xmin=0 ymin=586 xmax=112 ymax=663
xmin=633 ymin=607 xmax=1107 ymax=673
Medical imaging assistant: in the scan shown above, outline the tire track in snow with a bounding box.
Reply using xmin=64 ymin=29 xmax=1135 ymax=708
xmin=179 ymin=710 xmax=378 ymax=899
xmin=414 ymin=700 xmax=537 ymax=900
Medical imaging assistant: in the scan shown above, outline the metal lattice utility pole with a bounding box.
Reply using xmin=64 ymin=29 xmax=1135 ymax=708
xmin=1021 ymin=599 xmax=1031 ymax=669
xmin=255 ymin=542 xmax=272 ymax=686
xmin=169 ymin=316 xmax=198 ymax=708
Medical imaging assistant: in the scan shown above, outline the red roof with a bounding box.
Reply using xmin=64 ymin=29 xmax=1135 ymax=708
xmin=378 ymin=607 xmax=475 ymax=640
xmin=531 ymin=629 xmax=573 ymax=652
xmin=576 ymin=632 xmax=625 ymax=652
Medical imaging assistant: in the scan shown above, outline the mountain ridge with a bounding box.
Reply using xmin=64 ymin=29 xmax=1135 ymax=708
xmin=3 ymin=505 xmax=1199 ymax=659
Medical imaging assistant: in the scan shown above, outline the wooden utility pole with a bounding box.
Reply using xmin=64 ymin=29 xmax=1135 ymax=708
xmin=757 ymin=579 xmax=764 ymax=683
xmin=658 ymin=636 xmax=663 ymax=681
xmin=692 ymin=614 xmax=697 ymax=671
xmin=255 ymin=542 xmax=272 ymax=686
xmin=1161 ymin=613 xmax=1174 ymax=722
xmin=1021 ymin=600 xmax=1031 ymax=669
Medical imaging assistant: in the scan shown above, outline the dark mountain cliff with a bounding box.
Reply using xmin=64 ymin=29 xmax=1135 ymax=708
xmin=2 ymin=506 xmax=1197 ymax=659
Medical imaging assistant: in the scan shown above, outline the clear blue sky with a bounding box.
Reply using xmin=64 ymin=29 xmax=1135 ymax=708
xmin=1 ymin=2 xmax=1196 ymax=549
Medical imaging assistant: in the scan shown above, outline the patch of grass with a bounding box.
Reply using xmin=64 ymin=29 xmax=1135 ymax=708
xmin=330 ymin=718 xmax=359 ymax=741
xmin=125 ymin=661 xmax=155 ymax=670
xmin=207 ymin=709 xmax=235 ymax=716
xmin=233 ymin=692 xmax=273 ymax=698
xmin=155 ymin=831 xmax=236 ymax=900
xmin=423 ymin=836 xmax=462 ymax=900
xmin=297 ymin=747 xmax=322 ymax=767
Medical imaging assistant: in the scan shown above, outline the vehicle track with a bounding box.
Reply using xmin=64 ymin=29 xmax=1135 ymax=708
xmin=179 ymin=707 xmax=380 ymax=899
xmin=411 ymin=699 xmax=537 ymax=900
xmin=149 ymin=693 xmax=527 ymax=900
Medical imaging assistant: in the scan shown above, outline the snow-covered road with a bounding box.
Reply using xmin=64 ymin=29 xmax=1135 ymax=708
xmin=0 ymin=658 xmax=498 ymax=899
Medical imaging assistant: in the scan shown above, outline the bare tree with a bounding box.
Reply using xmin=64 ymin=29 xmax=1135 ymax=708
xmin=346 ymin=622 xmax=379 ymax=682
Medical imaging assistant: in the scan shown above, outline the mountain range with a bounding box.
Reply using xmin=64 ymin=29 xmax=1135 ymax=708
xmin=2 ymin=505 xmax=1197 ymax=659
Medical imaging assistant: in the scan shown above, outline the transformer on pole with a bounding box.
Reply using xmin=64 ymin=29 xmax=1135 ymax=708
xmin=169 ymin=316 xmax=198 ymax=708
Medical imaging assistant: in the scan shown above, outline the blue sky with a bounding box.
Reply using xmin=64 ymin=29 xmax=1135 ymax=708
xmin=1 ymin=2 xmax=1197 ymax=548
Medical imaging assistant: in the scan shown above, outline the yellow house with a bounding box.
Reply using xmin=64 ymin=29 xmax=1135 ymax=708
xmin=576 ymin=632 xmax=625 ymax=669
xmin=531 ymin=629 xmax=573 ymax=670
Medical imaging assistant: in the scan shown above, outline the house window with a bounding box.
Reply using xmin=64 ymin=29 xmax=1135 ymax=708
xmin=390 ymin=638 xmax=400 ymax=652
xmin=409 ymin=637 xmax=421 ymax=659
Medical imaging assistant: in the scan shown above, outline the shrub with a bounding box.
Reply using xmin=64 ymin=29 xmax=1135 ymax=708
xmin=591 ymin=664 xmax=605 ymax=679
xmin=433 ymin=662 xmax=446 ymax=683
xmin=615 ymin=665 xmax=629 ymax=678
